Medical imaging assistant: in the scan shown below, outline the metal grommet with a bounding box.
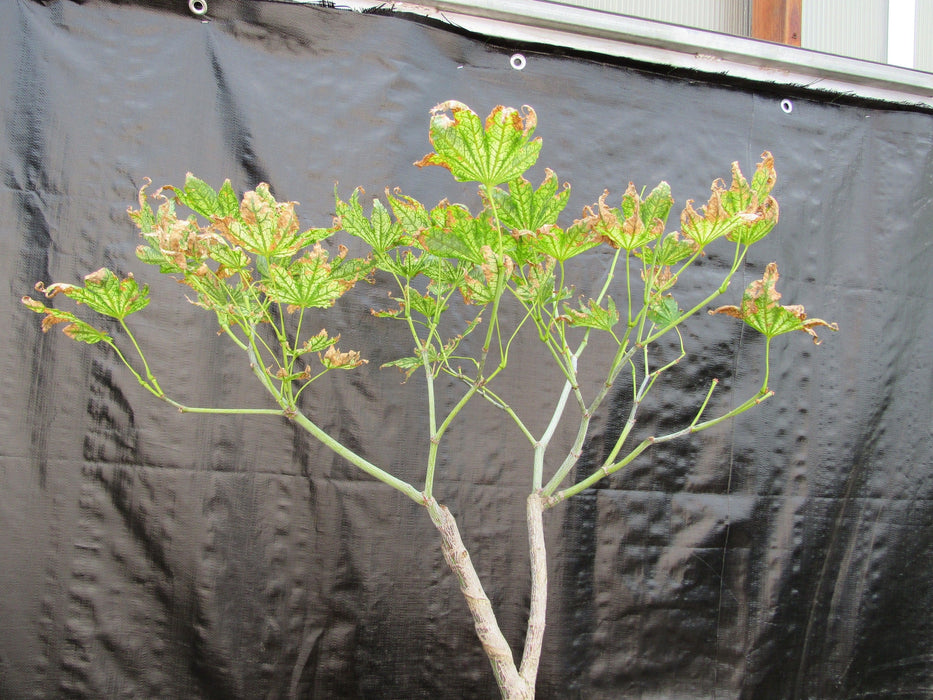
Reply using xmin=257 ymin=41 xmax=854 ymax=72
xmin=780 ymin=98 xmax=794 ymax=114
xmin=510 ymin=53 xmax=526 ymax=71
xmin=189 ymin=0 xmax=208 ymax=16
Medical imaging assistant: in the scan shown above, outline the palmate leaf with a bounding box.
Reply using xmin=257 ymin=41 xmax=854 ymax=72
xmin=488 ymin=169 xmax=570 ymax=234
xmin=21 ymin=296 xmax=112 ymax=344
xmin=407 ymin=289 xmax=448 ymax=319
xmin=36 ymin=268 xmax=150 ymax=320
xmin=170 ymin=173 xmax=239 ymax=219
xmin=727 ymin=198 xmax=779 ymax=245
xmin=460 ymin=272 xmax=497 ymax=305
xmin=637 ymin=231 xmax=695 ymax=267
xmin=131 ymin=183 xmax=216 ymax=273
xmin=720 ymin=152 xmax=777 ymax=213
xmin=179 ymin=271 xmax=261 ymax=327
xmin=459 ymin=246 xmax=514 ymax=306
xmin=560 ymin=296 xmax=620 ymax=331
xmin=423 ymin=257 xmax=467 ymax=288
xmin=576 ymin=187 xmax=662 ymax=252
xmin=265 ymin=245 xmax=351 ymax=311
xmin=127 ymin=178 xmax=157 ymax=233
xmin=320 ymin=345 xmax=367 ymax=370
xmin=293 ymin=329 xmax=340 ymax=356
xmin=213 ymin=184 xmax=327 ymax=258
xmin=679 ymin=188 xmax=742 ymax=250
xmin=646 ymin=295 xmax=680 ymax=327
xmin=381 ymin=354 xmax=423 ymax=379
xmin=617 ymin=183 xmax=666 ymax=250
xmin=682 ymin=154 xmax=781 ymax=250
xmin=419 ymin=205 xmax=501 ymax=265
xmin=136 ymin=240 xmax=184 ymax=274
xmin=512 ymin=257 xmax=556 ymax=306
xmin=386 ymin=190 xmax=430 ymax=237
xmin=709 ymin=262 xmax=838 ymax=344
xmin=379 ymin=250 xmax=429 ymax=280
xmin=530 ymin=224 xmax=600 ymax=262
xmin=329 ymin=251 xmax=375 ymax=287
xmin=719 ymin=153 xmax=780 ymax=245
xmin=336 ymin=188 xmax=404 ymax=253
xmin=414 ymin=101 xmax=542 ymax=187
xmin=209 ymin=244 xmax=251 ymax=277
xmin=639 ymin=182 xmax=674 ymax=229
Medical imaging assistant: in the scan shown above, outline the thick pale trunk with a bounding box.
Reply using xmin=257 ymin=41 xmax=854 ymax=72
xmin=425 ymin=493 xmax=548 ymax=699
xmin=520 ymin=492 xmax=547 ymax=686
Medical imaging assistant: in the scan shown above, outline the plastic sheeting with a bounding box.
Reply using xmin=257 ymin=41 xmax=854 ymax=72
xmin=2 ymin=1 xmax=932 ymax=698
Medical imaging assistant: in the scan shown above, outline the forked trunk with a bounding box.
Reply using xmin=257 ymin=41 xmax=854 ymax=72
xmin=425 ymin=492 xmax=548 ymax=699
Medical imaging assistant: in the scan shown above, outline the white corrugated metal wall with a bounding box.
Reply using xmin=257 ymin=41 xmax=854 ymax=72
xmin=916 ymin=1 xmax=933 ymax=69
xmin=549 ymin=0 xmax=750 ymax=35
xmin=553 ymin=0 xmax=933 ymax=72
xmin=802 ymin=0 xmax=888 ymax=63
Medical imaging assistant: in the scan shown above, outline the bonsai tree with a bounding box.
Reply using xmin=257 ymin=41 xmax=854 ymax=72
xmin=23 ymin=101 xmax=836 ymax=698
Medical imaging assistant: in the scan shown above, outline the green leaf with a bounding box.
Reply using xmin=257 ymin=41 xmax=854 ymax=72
xmin=640 ymin=182 xmax=674 ymax=230
xmin=56 ymin=268 xmax=150 ymax=320
xmin=459 ymin=272 xmax=497 ymax=305
xmin=561 ymin=296 xmax=619 ymax=331
xmin=63 ymin=319 xmax=113 ymax=344
xmin=371 ymin=302 xmax=405 ymax=319
xmin=296 ymin=329 xmax=339 ymax=355
xmin=512 ymin=258 xmax=562 ymax=306
xmin=380 ymin=250 xmax=428 ymax=280
xmin=709 ymin=262 xmax=838 ymax=344
xmin=420 ymin=205 xmax=500 ymax=265
xmin=717 ymin=153 xmax=780 ymax=246
xmin=127 ymin=179 xmax=156 ymax=233
xmin=386 ymin=190 xmax=430 ymax=237
xmin=173 ymin=173 xmax=223 ymax=219
xmin=578 ymin=188 xmax=659 ymax=252
xmin=22 ymin=296 xmax=112 ymax=344
xmin=216 ymin=180 xmax=240 ymax=218
xmin=320 ymin=345 xmax=367 ymax=370
xmin=407 ymin=289 xmax=448 ymax=319
xmin=336 ymin=188 xmax=403 ymax=253
xmin=132 ymin=186 xmax=215 ymax=273
xmin=179 ymin=272 xmax=257 ymax=326
xmin=750 ymin=153 xmax=777 ymax=200
xmin=489 ymin=169 xmax=570 ymax=234
xmin=423 ymin=257 xmax=467 ymax=288
xmin=381 ymin=355 xmax=422 ymax=379
xmin=209 ymin=244 xmax=252 ymax=277
xmin=214 ymin=184 xmax=304 ymax=257
xmin=135 ymin=241 xmax=185 ymax=274
xmin=727 ymin=199 xmax=779 ymax=245
xmin=646 ymin=295 xmax=680 ymax=327
xmin=720 ymin=153 xmax=777 ymax=214
xmin=530 ymin=224 xmax=600 ymax=262
xmin=330 ymin=253 xmax=375 ymax=286
xmin=414 ymin=101 xmax=542 ymax=187
xmin=638 ymin=232 xmax=695 ymax=267
xmin=679 ymin=192 xmax=741 ymax=250
xmin=265 ymin=246 xmax=349 ymax=310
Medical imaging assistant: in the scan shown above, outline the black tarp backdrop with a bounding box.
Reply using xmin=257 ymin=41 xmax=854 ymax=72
xmin=2 ymin=0 xmax=932 ymax=697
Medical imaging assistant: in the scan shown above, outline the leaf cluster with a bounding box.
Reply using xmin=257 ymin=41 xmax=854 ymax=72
xmin=22 ymin=101 xmax=836 ymax=504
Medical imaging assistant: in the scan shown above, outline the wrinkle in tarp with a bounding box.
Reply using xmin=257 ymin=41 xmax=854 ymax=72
xmin=1 ymin=1 xmax=932 ymax=698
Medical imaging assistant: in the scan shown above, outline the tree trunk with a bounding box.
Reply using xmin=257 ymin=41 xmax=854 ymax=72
xmin=520 ymin=492 xmax=547 ymax=686
xmin=425 ymin=496 xmax=537 ymax=699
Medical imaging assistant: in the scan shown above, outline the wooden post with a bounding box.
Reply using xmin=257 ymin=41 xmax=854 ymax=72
xmin=752 ymin=0 xmax=802 ymax=47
